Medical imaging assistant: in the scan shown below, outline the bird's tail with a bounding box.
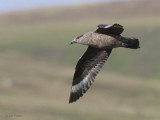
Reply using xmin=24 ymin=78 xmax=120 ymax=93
xmin=121 ymin=37 xmax=140 ymax=49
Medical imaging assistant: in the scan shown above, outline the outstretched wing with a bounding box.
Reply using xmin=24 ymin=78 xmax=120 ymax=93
xmin=69 ymin=46 xmax=112 ymax=103
xmin=96 ymin=24 xmax=124 ymax=35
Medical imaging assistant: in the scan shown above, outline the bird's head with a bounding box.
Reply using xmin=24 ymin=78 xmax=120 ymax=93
xmin=69 ymin=34 xmax=84 ymax=45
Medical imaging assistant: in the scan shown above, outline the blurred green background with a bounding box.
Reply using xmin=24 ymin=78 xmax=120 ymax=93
xmin=0 ymin=0 xmax=160 ymax=120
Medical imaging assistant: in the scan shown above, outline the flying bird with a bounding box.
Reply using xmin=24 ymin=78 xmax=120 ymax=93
xmin=69 ymin=24 xmax=140 ymax=103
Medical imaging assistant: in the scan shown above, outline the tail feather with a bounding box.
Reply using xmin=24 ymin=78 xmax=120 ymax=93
xmin=122 ymin=38 xmax=140 ymax=49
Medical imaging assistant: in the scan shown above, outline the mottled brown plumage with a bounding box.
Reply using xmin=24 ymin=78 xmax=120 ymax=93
xmin=69 ymin=24 xmax=140 ymax=103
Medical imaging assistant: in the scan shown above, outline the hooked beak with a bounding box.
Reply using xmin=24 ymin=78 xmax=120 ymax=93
xmin=69 ymin=39 xmax=77 ymax=45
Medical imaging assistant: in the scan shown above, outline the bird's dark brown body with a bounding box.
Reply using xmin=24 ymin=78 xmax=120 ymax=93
xmin=69 ymin=24 xmax=140 ymax=103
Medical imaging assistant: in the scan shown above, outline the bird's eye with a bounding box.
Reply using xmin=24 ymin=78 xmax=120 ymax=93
xmin=76 ymin=35 xmax=83 ymax=39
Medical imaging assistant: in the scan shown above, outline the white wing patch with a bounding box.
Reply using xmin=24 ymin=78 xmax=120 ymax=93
xmin=71 ymin=74 xmax=90 ymax=93
xmin=104 ymin=25 xmax=112 ymax=28
xmin=71 ymin=59 xmax=106 ymax=93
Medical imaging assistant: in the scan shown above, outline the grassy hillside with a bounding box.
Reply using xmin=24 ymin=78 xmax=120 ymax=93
xmin=0 ymin=0 xmax=160 ymax=24
xmin=0 ymin=51 xmax=160 ymax=120
xmin=0 ymin=0 xmax=160 ymax=80
xmin=0 ymin=18 xmax=160 ymax=79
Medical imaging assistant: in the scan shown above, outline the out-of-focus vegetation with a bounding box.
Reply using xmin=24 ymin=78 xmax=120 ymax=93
xmin=0 ymin=51 xmax=160 ymax=120
xmin=0 ymin=0 xmax=160 ymax=120
xmin=0 ymin=0 xmax=160 ymax=79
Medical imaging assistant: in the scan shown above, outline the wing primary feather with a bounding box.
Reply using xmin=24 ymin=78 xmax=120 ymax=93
xmin=69 ymin=47 xmax=112 ymax=103
xmin=96 ymin=24 xmax=124 ymax=35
